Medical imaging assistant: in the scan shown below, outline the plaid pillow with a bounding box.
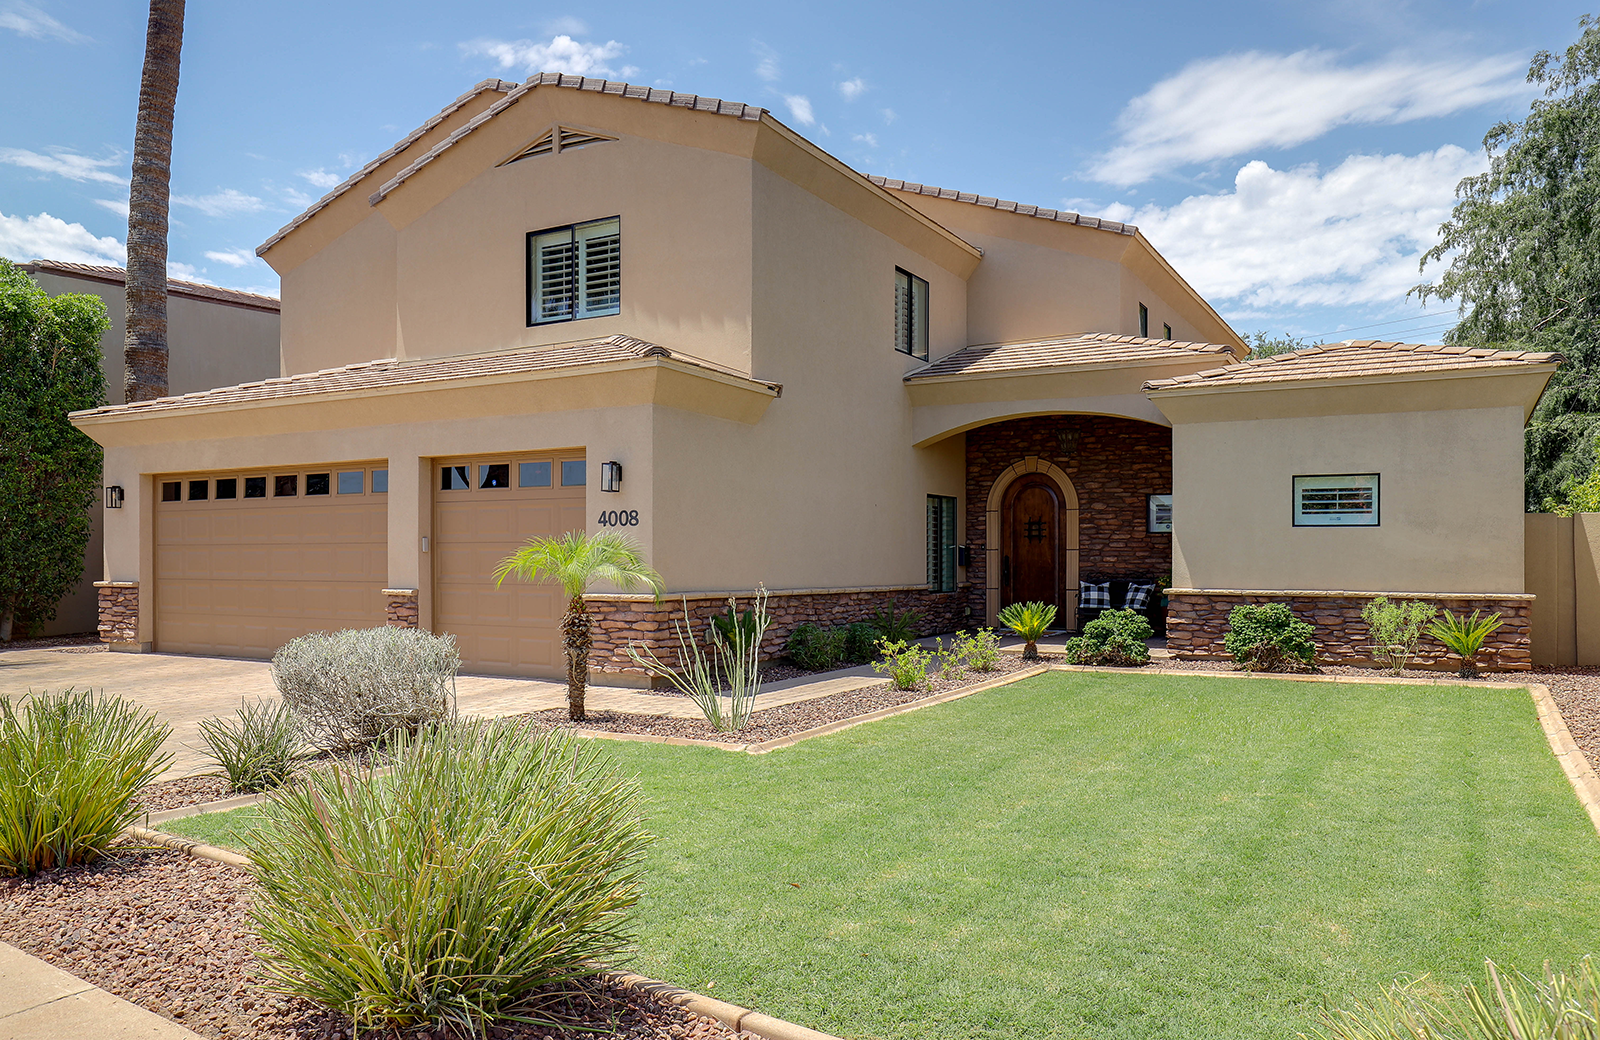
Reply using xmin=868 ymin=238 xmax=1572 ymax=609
xmin=1079 ymin=581 xmax=1111 ymax=610
xmin=1123 ymin=582 xmax=1157 ymax=611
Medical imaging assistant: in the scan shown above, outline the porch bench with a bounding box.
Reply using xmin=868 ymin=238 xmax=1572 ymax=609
xmin=1076 ymin=577 xmax=1166 ymax=637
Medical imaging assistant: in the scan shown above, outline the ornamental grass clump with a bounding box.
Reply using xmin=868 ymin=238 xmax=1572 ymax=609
xmin=249 ymin=720 xmax=654 ymax=1036
xmin=997 ymin=601 xmax=1057 ymax=660
xmin=1362 ymin=596 xmax=1438 ymax=675
xmin=1063 ymin=609 xmax=1152 ymax=667
xmin=271 ymin=626 xmax=459 ymax=751
xmin=1428 ymin=609 xmax=1505 ymax=679
xmin=625 ymin=588 xmax=770 ymax=733
xmin=0 ymin=688 xmax=170 ymax=877
xmin=1313 ymin=957 xmax=1600 ymax=1040
xmin=1223 ymin=603 xmax=1316 ymax=672
xmin=196 ymin=699 xmax=307 ymax=793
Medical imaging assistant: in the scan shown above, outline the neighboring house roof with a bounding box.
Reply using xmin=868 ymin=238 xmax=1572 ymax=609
xmin=72 ymin=334 xmax=776 ymax=419
xmin=907 ymin=333 xmax=1236 ymax=381
xmin=20 ymin=260 xmax=280 ymax=312
xmin=367 ymin=73 xmax=767 ymax=206
xmin=869 ymin=177 xmax=1137 ymax=237
xmin=1142 ymin=340 xmax=1562 ymax=392
xmin=257 ymin=78 xmax=518 ymax=256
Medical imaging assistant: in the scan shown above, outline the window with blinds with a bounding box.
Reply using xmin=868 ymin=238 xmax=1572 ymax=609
xmin=895 ymin=267 xmax=929 ymax=360
xmin=1293 ymin=473 xmax=1379 ymax=526
xmin=527 ymin=217 xmax=621 ymax=326
xmin=927 ymin=494 xmax=958 ymax=592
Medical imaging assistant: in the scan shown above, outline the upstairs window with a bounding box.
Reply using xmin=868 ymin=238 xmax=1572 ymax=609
xmin=1139 ymin=302 xmax=1149 ymax=338
xmin=1163 ymin=322 xmax=1173 ymax=340
xmin=895 ymin=268 xmax=930 ymax=360
xmin=528 ymin=217 xmax=621 ymax=326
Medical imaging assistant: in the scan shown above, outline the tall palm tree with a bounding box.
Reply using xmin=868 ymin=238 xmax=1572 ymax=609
xmin=124 ymin=0 xmax=185 ymax=403
xmin=494 ymin=531 xmax=663 ymax=721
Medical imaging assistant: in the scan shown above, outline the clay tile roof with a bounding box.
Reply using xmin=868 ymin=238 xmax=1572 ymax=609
xmin=20 ymin=260 xmax=280 ymax=311
xmin=907 ymin=333 xmax=1236 ymax=381
xmin=257 ymin=78 xmax=519 ymax=256
xmin=369 ymin=73 xmax=767 ymax=206
xmin=73 ymin=335 xmax=766 ymax=419
xmin=1141 ymin=340 xmax=1563 ymax=392
xmin=867 ymin=176 xmax=1138 ymax=236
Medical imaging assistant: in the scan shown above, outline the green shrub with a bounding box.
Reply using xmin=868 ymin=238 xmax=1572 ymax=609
xmin=872 ymin=639 xmax=934 ymax=690
xmin=272 ymin=627 xmax=459 ymax=751
xmin=785 ymin=623 xmax=846 ymax=671
xmin=842 ymin=622 xmax=881 ymax=664
xmin=0 ymin=689 xmax=171 ymax=877
xmin=942 ymin=628 xmax=1003 ymax=674
xmin=870 ymin=599 xmax=924 ymax=643
xmin=708 ymin=601 xmax=761 ymax=653
xmin=1427 ymin=609 xmax=1505 ymax=679
xmin=1362 ymin=596 xmax=1437 ymax=675
xmin=1223 ymin=603 xmax=1316 ymax=671
xmin=197 ymin=699 xmax=307 ymax=793
xmin=997 ymin=601 xmax=1058 ymax=660
xmin=250 ymin=721 xmax=653 ymax=1035
xmin=1063 ymin=609 xmax=1152 ymax=667
xmin=1314 ymin=957 xmax=1600 ymax=1040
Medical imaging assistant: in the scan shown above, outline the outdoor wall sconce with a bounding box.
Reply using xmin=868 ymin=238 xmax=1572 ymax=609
xmin=600 ymin=461 xmax=622 ymax=493
xmin=104 ymin=485 xmax=124 ymax=509
xmin=1057 ymin=430 xmax=1081 ymax=456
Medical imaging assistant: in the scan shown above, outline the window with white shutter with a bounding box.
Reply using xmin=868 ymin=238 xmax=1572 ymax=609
xmin=895 ymin=267 xmax=929 ymax=360
xmin=526 ymin=217 xmax=621 ymax=326
xmin=1293 ymin=474 xmax=1379 ymax=526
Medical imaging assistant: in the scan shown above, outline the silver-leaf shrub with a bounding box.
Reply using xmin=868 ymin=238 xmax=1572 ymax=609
xmin=271 ymin=627 xmax=459 ymax=751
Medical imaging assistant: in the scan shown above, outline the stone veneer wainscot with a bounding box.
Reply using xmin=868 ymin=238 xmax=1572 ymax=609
xmin=93 ymin=581 xmax=143 ymax=651
xmin=383 ymin=588 xmax=420 ymax=629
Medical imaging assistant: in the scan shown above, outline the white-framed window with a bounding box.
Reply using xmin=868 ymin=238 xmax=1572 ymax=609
xmin=1293 ymin=473 xmax=1379 ymax=526
xmin=1147 ymin=493 xmax=1172 ymax=533
xmin=895 ymin=267 xmax=929 ymax=360
xmin=527 ymin=216 xmax=621 ymax=325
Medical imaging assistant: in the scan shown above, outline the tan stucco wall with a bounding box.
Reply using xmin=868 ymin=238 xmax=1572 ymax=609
xmin=1526 ymin=512 xmax=1577 ymax=666
xmin=1168 ymin=404 xmax=1528 ymax=595
xmin=279 ymin=213 xmax=397 ymax=375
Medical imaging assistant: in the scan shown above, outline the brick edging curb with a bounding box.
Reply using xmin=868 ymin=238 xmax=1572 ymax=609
xmin=608 ymin=971 xmax=845 ymax=1040
xmin=1528 ymin=683 xmax=1600 ymax=839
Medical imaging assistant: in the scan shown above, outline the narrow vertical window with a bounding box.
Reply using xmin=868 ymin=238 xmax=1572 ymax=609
xmin=1139 ymin=302 xmax=1149 ymax=338
xmin=895 ymin=268 xmax=929 ymax=361
xmin=927 ymin=495 xmax=957 ymax=592
xmin=528 ymin=217 xmax=621 ymax=325
xmin=1163 ymin=322 xmax=1173 ymax=340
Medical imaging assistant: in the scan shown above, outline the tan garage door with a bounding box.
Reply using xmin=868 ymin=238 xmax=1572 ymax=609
xmin=154 ymin=464 xmax=388 ymax=658
xmin=433 ymin=453 xmax=587 ymax=678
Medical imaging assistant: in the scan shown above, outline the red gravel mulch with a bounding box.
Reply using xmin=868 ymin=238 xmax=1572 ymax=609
xmin=531 ymin=655 xmax=1042 ymax=743
xmin=0 ymin=633 xmax=102 ymax=653
xmin=0 ymin=843 xmax=748 ymax=1040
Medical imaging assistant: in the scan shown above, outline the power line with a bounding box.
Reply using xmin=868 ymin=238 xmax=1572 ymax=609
xmin=1303 ymin=313 xmax=1459 ymax=339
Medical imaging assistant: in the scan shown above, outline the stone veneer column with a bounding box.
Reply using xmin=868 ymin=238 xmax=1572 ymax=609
xmin=93 ymin=581 xmax=147 ymax=652
xmin=1165 ymin=589 xmax=1534 ymax=672
xmin=383 ymin=588 xmax=420 ymax=629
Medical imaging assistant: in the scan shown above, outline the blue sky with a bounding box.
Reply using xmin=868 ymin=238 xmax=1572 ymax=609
xmin=0 ymin=0 xmax=1589 ymax=344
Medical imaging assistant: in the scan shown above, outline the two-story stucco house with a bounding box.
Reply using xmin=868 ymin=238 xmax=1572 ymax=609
xmin=70 ymin=74 xmax=1558 ymax=679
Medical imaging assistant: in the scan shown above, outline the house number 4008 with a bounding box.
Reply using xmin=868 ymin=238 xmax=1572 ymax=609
xmin=596 ymin=510 xmax=640 ymax=527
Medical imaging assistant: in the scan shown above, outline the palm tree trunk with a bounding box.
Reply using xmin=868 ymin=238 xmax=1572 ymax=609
xmin=562 ymin=595 xmax=592 ymax=721
xmin=124 ymin=0 xmax=184 ymax=403
xmin=1022 ymin=639 xmax=1038 ymax=661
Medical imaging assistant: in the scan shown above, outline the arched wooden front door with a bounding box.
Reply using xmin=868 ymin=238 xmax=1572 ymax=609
xmin=1000 ymin=473 xmax=1078 ymax=621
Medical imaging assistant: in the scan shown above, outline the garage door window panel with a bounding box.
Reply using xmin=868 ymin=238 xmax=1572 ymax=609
xmin=275 ymin=475 xmax=297 ymax=497
xmin=307 ymin=473 xmax=331 ymax=496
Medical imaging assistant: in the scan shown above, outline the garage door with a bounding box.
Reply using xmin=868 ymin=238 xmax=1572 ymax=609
xmin=433 ymin=453 xmax=586 ymax=678
xmin=154 ymin=464 xmax=388 ymax=657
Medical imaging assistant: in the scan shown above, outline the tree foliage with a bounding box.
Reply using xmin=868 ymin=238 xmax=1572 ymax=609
xmin=0 ymin=260 xmax=107 ymax=640
xmin=1414 ymin=16 xmax=1600 ymax=509
xmin=1246 ymin=331 xmax=1321 ymax=360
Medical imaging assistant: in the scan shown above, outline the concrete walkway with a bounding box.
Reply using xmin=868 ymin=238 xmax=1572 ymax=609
xmin=0 ymin=941 xmax=201 ymax=1039
xmin=0 ymin=646 xmax=886 ymax=778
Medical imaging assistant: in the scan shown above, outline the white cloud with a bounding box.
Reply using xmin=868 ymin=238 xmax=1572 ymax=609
xmin=0 ymin=2 xmax=86 ymax=42
xmin=1104 ymin=146 xmax=1485 ymax=310
xmin=0 ymin=210 xmax=124 ymax=265
xmin=167 ymin=261 xmax=213 ymax=284
xmin=0 ymin=147 xmax=125 ymax=185
xmin=1090 ymin=49 xmax=1529 ymax=186
xmin=838 ymin=77 xmax=865 ymax=101
xmin=93 ymin=197 xmax=129 ymax=219
xmin=852 ymin=132 xmax=878 ymax=147
xmin=172 ymin=189 xmax=265 ymax=218
xmin=754 ymin=43 xmax=780 ymax=83
xmin=204 ymin=247 xmax=258 ymax=268
xmin=783 ymin=95 xmax=815 ymax=126
xmin=299 ymin=168 xmax=342 ymax=190
xmin=881 ymin=108 xmax=896 ymax=124
xmin=462 ymin=34 xmax=628 ymax=77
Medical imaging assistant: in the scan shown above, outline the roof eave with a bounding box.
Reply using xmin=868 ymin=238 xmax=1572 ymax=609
xmin=1142 ymin=361 xmax=1562 ymax=398
xmin=907 ymin=351 xmax=1236 ymax=385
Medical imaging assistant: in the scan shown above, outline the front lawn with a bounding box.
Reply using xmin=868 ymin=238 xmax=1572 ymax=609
xmin=162 ymin=670 xmax=1600 ymax=1040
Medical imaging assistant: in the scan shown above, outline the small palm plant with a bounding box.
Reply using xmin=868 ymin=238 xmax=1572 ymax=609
xmin=997 ymin=601 xmax=1058 ymax=661
xmin=1427 ymin=610 xmax=1504 ymax=679
xmin=494 ymin=531 xmax=663 ymax=721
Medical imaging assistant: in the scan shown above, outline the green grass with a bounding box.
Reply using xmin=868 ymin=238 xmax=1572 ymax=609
xmin=160 ymin=671 xmax=1600 ymax=1040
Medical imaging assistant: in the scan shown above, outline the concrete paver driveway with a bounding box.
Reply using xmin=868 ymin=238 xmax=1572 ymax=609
xmin=0 ymin=647 xmax=571 ymax=777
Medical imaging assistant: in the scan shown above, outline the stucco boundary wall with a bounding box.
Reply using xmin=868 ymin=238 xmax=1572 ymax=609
xmin=585 ymin=585 xmax=968 ymax=675
xmin=1165 ymin=589 xmax=1534 ymax=672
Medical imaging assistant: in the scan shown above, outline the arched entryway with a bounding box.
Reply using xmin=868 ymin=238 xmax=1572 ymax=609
xmin=985 ymin=457 xmax=1079 ymax=627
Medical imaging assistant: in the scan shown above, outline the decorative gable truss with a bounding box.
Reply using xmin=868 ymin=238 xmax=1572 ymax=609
xmin=500 ymin=125 xmax=620 ymax=165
